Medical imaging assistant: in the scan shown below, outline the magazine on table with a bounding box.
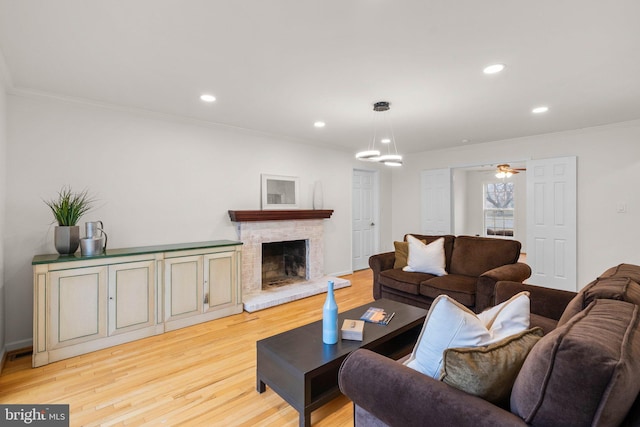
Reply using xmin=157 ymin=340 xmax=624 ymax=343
xmin=360 ymin=307 xmax=395 ymax=325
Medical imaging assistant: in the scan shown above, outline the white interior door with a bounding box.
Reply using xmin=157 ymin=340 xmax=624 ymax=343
xmin=353 ymin=169 xmax=377 ymax=271
xmin=526 ymin=156 xmax=577 ymax=291
xmin=421 ymin=168 xmax=452 ymax=234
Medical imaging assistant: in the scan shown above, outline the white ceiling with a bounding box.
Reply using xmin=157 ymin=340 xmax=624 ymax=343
xmin=1 ymin=0 xmax=639 ymax=155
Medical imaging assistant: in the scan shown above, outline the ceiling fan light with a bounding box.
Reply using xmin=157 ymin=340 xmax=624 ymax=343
xmin=495 ymin=171 xmax=506 ymax=179
xmin=356 ymin=149 xmax=381 ymax=160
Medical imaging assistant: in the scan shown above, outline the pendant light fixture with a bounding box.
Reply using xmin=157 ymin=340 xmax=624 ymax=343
xmin=355 ymin=101 xmax=403 ymax=166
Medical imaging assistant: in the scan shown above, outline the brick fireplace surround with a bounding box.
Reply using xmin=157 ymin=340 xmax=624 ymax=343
xmin=229 ymin=210 xmax=351 ymax=312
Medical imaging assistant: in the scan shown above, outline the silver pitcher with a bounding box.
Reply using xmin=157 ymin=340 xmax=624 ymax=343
xmin=85 ymin=221 xmax=104 ymax=239
xmin=81 ymin=221 xmax=108 ymax=256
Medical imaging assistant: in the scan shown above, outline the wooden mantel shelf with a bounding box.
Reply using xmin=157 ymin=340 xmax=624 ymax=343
xmin=228 ymin=209 xmax=333 ymax=222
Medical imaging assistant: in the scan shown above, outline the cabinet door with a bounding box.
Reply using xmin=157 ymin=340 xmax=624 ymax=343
xmin=204 ymin=251 xmax=237 ymax=312
xmin=164 ymin=255 xmax=203 ymax=321
xmin=49 ymin=266 xmax=108 ymax=349
xmin=108 ymin=260 xmax=156 ymax=335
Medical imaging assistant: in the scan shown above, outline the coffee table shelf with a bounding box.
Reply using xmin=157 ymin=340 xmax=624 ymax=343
xmin=256 ymin=299 xmax=427 ymax=426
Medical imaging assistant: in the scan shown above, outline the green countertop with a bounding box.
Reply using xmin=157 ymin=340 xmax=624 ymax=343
xmin=33 ymin=240 xmax=243 ymax=265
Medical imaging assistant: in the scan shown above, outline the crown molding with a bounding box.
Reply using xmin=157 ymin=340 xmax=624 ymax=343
xmin=6 ymin=86 xmax=347 ymax=153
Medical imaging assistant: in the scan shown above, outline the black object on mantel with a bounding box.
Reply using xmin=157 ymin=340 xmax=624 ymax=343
xmin=228 ymin=210 xmax=333 ymax=222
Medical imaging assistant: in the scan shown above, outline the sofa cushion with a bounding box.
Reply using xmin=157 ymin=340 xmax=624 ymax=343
xmin=420 ymin=275 xmax=477 ymax=307
xmin=449 ymin=236 xmax=521 ymax=277
xmin=599 ymin=263 xmax=640 ymax=283
xmin=406 ymin=234 xmax=455 ymax=272
xmin=528 ymin=313 xmax=557 ymax=335
xmin=403 ymin=235 xmax=447 ymax=276
xmin=511 ymin=299 xmax=640 ymax=427
xmin=440 ymin=327 xmax=543 ymax=406
xmin=393 ymin=238 xmax=426 ymax=269
xmin=393 ymin=241 xmax=410 ymax=269
xmin=380 ymin=269 xmax=435 ymax=295
xmin=404 ymin=292 xmax=530 ymax=378
xmin=557 ymin=276 xmax=640 ymax=326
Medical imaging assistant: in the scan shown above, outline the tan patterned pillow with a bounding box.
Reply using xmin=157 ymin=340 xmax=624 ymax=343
xmin=393 ymin=241 xmax=409 ymax=268
xmin=439 ymin=327 xmax=543 ymax=405
xmin=393 ymin=239 xmax=426 ymax=269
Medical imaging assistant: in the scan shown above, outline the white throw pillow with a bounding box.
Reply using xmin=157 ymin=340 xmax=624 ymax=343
xmin=402 ymin=235 xmax=447 ymax=276
xmin=403 ymin=292 xmax=531 ymax=378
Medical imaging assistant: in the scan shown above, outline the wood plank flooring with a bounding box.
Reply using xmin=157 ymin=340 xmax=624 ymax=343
xmin=0 ymin=269 xmax=376 ymax=426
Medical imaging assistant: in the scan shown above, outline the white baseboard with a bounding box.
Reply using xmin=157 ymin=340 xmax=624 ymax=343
xmin=331 ymin=270 xmax=354 ymax=277
xmin=5 ymin=338 xmax=32 ymax=352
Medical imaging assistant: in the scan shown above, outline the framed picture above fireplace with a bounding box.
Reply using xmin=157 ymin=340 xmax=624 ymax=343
xmin=261 ymin=174 xmax=300 ymax=210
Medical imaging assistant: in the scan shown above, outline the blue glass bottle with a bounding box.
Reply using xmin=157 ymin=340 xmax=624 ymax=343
xmin=323 ymin=280 xmax=338 ymax=344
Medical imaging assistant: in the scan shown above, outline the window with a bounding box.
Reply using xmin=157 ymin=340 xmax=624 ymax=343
xmin=484 ymin=181 xmax=514 ymax=237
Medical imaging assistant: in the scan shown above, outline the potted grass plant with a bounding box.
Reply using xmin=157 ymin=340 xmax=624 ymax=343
xmin=44 ymin=186 xmax=95 ymax=255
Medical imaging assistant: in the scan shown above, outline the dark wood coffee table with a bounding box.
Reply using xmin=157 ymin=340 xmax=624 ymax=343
xmin=256 ymin=298 xmax=427 ymax=426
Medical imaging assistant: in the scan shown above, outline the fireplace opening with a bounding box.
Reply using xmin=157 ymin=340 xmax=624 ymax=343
xmin=262 ymin=240 xmax=308 ymax=288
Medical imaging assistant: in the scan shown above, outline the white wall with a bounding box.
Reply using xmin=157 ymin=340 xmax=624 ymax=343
xmin=0 ymin=55 xmax=8 ymax=361
xmin=4 ymin=93 xmax=392 ymax=348
xmin=393 ymin=120 xmax=640 ymax=288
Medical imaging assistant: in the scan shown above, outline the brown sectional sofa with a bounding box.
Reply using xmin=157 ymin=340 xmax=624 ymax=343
xmin=339 ymin=263 xmax=640 ymax=427
xmin=370 ymin=234 xmax=531 ymax=313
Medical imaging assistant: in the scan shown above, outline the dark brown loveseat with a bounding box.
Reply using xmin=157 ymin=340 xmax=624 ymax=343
xmin=370 ymin=234 xmax=531 ymax=313
xmin=339 ymin=263 xmax=640 ymax=427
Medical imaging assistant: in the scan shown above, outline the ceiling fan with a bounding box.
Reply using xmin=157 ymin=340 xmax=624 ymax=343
xmin=495 ymin=164 xmax=526 ymax=178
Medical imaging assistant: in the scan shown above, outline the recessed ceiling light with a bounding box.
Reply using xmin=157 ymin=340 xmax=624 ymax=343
xmin=461 ymin=138 xmax=470 ymax=143
xmin=200 ymin=94 xmax=216 ymax=102
xmin=483 ymin=64 xmax=506 ymax=74
xmin=314 ymin=121 xmax=326 ymax=128
xmin=532 ymin=106 xmax=549 ymax=114
xmin=381 ymin=138 xmax=391 ymax=144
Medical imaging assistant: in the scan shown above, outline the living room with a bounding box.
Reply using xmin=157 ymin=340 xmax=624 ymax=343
xmin=0 ymin=1 xmax=640 ymax=425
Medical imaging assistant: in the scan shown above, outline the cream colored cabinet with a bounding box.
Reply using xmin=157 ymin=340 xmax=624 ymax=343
xmin=204 ymin=251 xmax=239 ymax=312
xmin=48 ymin=265 xmax=108 ymax=350
xmin=164 ymin=255 xmax=203 ymax=323
xmin=33 ymin=254 xmax=162 ymax=367
xmin=164 ymin=246 xmax=242 ymax=331
xmin=33 ymin=240 xmax=242 ymax=367
xmin=108 ymin=260 xmax=156 ymax=336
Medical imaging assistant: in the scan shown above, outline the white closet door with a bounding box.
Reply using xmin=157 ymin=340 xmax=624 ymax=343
xmin=421 ymin=168 xmax=452 ymax=234
xmin=352 ymin=169 xmax=377 ymax=270
xmin=526 ymin=156 xmax=577 ymax=291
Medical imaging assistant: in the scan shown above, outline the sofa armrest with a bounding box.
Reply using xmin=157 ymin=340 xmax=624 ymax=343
xmin=495 ymin=281 xmax=576 ymax=321
xmin=481 ymin=262 xmax=532 ymax=282
xmin=339 ymin=349 xmax=526 ymax=427
xmin=369 ymin=252 xmax=396 ymax=300
xmin=475 ymin=263 xmax=532 ymax=312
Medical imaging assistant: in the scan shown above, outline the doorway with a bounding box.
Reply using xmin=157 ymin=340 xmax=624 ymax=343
xmin=422 ymin=156 xmax=577 ymax=291
xmin=352 ymin=169 xmax=379 ymax=271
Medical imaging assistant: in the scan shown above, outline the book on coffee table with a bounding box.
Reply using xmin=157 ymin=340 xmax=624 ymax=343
xmin=360 ymin=307 xmax=395 ymax=325
xmin=341 ymin=319 xmax=365 ymax=341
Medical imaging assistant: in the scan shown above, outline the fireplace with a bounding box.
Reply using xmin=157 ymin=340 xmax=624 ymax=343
xmin=262 ymin=239 xmax=308 ymax=288
xmin=229 ymin=209 xmax=350 ymax=312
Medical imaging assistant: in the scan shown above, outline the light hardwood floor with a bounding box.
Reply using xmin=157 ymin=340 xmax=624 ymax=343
xmin=0 ymin=270 xmax=376 ymax=426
